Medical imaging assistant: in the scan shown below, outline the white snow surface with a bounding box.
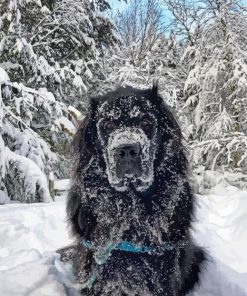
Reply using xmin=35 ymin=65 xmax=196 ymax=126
xmin=0 ymin=185 xmax=247 ymax=296
xmin=0 ymin=67 xmax=9 ymax=83
xmin=191 ymin=185 xmax=247 ymax=296
xmin=54 ymin=116 xmax=76 ymax=135
xmin=0 ymin=199 xmax=79 ymax=296
xmin=55 ymin=179 xmax=71 ymax=192
xmin=1 ymin=146 xmax=52 ymax=203
xmin=68 ymin=106 xmax=83 ymax=121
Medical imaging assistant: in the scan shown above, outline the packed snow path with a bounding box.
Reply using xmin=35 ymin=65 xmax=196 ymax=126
xmin=0 ymin=186 xmax=247 ymax=296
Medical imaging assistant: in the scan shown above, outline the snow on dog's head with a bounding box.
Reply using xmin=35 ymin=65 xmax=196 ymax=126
xmin=96 ymin=93 xmax=157 ymax=192
xmin=105 ymin=127 xmax=155 ymax=192
xmin=73 ymin=85 xmax=182 ymax=194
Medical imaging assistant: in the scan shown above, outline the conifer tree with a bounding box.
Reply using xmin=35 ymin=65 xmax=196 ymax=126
xmin=0 ymin=0 xmax=118 ymax=203
xmin=182 ymin=0 xmax=247 ymax=174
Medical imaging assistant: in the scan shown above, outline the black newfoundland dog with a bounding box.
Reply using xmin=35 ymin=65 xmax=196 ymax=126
xmin=67 ymin=86 xmax=206 ymax=296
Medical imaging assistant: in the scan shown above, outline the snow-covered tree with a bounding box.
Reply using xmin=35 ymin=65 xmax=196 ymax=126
xmin=0 ymin=68 xmax=62 ymax=203
xmin=162 ymin=0 xmax=209 ymax=46
xmin=0 ymin=0 xmax=118 ymax=110
xmin=182 ymin=0 xmax=247 ymax=175
xmin=0 ymin=0 xmax=118 ymax=203
xmin=94 ymin=0 xmax=186 ymax=114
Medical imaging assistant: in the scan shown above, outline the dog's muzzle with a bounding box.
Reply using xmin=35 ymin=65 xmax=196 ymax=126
xmin=104 ymin=128 xmax=156 ymax=192
xmin=115 ymin=143 xmax=142 ymax=178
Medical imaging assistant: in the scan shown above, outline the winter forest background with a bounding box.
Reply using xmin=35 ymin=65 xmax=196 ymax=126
xmin=1 ymin=0 xmax=247 ymax=204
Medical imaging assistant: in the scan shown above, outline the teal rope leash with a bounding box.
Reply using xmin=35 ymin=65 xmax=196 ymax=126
xmin=80 ymin=240 xmax=175 ymax=289
xmin=116 ymin=241 xmax=175 ymax=252
xmin=81 ymin=239 xmax=175 ymax=264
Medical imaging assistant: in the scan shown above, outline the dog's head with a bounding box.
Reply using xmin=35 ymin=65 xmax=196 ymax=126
xmin=74 ymin=86 xmax=182 ymax=193
xmin=97 ymin=91 xmax=158 ymax=192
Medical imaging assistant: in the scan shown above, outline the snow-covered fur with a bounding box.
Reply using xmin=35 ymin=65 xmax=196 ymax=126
xmin=67 ymin=86 xmax=206 ymax=295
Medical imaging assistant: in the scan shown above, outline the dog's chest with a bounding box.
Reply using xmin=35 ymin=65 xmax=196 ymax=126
xmin=91 ymin=195 xmax=168 ymax=245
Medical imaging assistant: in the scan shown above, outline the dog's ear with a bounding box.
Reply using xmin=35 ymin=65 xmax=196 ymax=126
xmin=149 ymin=84 xmax=182 ymax=139
xmin=83 ymin=97 xmax=99 ymax=150
xmin=151 ymin=81 xmax=158 ymax=97
xmin=72 ymin=97 xmax=99 ymax=173
xmin=68 ymin=98 xmax=99 ymax=238
xmin=67 ymin=186 xmax=97 ymax=237
xmin=159 ymin=99 xmax=181 ymax=138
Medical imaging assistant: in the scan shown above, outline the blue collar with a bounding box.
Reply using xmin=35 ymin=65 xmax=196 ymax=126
xmin=80 ymin=239 xmax=175 ymax=283
xmin=81 ymin=239 xmax=175 ymax=254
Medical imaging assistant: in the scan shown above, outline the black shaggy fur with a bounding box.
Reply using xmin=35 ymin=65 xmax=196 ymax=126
xmin=67 ymin=86 xmax=206 ymax=296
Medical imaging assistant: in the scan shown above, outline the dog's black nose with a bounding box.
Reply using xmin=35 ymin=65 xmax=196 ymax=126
xmin=115 ymin=144 xmax=142 ymax=178
xmin=116 ymin=144 xmax=140 ymax=161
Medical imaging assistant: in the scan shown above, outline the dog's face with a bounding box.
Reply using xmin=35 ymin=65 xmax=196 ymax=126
xmin=76 ymin=86 xmax=181 ymax=195
xmin=96 ymin=95 xmax=158 ymax=192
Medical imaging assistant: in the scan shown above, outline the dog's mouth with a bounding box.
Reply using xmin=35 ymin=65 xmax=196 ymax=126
xmin=105 ymin=128 xmax=155 ymax=192
xmin=112 ymin=176 xmax=153 ymax=193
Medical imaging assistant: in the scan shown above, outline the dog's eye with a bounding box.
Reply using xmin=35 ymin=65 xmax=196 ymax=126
xmin=103 ymin=121 xmax=116 ymax=134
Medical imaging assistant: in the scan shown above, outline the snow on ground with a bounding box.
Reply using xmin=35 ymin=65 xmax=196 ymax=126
xmin=0 ymin=198 xmax=79 ymax=296
xmin=191 ymin=185 xmax=247 ymax=296
xmin=0 ymin=185 xmax=247 ymax=295
xmin=55 ymin=179 xmax=71 ymax=193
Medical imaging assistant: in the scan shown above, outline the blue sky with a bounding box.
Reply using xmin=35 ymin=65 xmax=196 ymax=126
xmin=107 ymin=0 xmax=247 ymax=36
xmin=108 ymin=0 xmax=170 ymax=27
xmin=108 ymin=0 xmax=128 ymax=12
xmin=109 ymin=0 xmax=247 ymax=12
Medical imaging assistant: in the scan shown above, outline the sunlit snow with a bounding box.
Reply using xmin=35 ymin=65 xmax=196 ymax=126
xmin=0 ymin=185 xmax=247 ymax=296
